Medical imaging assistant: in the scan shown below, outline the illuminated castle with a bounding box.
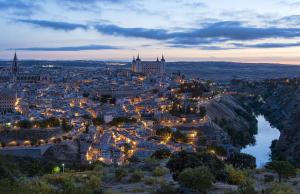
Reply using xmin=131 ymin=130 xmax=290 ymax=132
xmin=131 ymin=54 xmax=166 ymax=75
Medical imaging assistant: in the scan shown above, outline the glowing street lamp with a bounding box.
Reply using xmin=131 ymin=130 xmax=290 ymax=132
xmin=62 ymin=163 xmax=65 ymax=173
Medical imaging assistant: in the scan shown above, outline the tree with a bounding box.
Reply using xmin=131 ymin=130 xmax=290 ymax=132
xmin=199 ymin=106 xmax=206 ymax=118
xmin=178 ymin=166 xmax=214 ymax=192
xmin=152 ymin=148 xmax=171 ymax=159
xmin=226 ymin=165 xmax=247 ymax=185
xmin=156 ymin=127 xmax=172 ymax=138
xmin=267 ymin=160 xmax=296 ymax=182
xmin=172 ymin=130 xmax=187 ymax=143
xmin=17 ymin=120 xmax=33 ymax=129
xmin=92 ymin=117 xmax=103 ymax=126
xmin=61 ymin=118 xmax=72 ymax=132
xmin=226 ymin=153 xmax=256 ymax=169
xmin=166 ymin=150 xmax=225 ymax=181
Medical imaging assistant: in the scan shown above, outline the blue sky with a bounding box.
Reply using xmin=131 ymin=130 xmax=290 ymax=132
xmin=1 ymin=0 xmax=300 ymax=63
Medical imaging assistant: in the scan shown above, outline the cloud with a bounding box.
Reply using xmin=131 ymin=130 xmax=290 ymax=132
xmin=234 ymin=42 xmax=300 ymax=48
xmin=274 ymin=15 xmax=300 ymax=26
xmin=16 ymin=19 xmax=88 ymax=31
xmin=94 ymin=24 xmax=170 ymax=40
xmin=0 ymin=0 xmax=39 ymax=15
xmin=14 ymin=18 xmax=300 ymax=49
xmin=95 ymin=21 xmax=300 ymax=44
xmin=9 ymin=44 xmax=119 ymax=51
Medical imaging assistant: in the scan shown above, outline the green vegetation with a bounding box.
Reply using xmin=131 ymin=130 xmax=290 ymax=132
xmin=152 ymin=148 xmax=171 ymax=159
xmin=109 ymin=117 xmax=137 ymax=126
xmin=129 ymin=170 xmax=144 ymax=183
xmin=178 ymin=166 xmax=214 ymax=192
xmin=226 ymin=153 xmax=256 ymax=169
xmin=166 ymin=150 xmax=226 ymax=181
xmin=114 ymin=167 xmax=127 ymax=181
xmin=179 ymin=81 xmax=210 ymax=98
xmin=267 ymin=160 xmax=296 ymax=182
xmin=0 ymin=156 xmax=103 ymax=194
xmin=17 ymin=117 xmax=63 ymax=129
xmin=155 ymin=183 xmax=178 ymax=194
xmin=155 ymin=127 xmax=188 ymax=143
xmin=215 ymin=118 xmax=256 ymax=147
xmin=61 ymin=118 xmax=72 ymax=132
xmin=265 ymin=183 xmax=294 ymax=194
xmin=93 ymin=117 xmax=104 ymax=126
xmin=226 ymin=165 xmax=247 ymax=185
xmin=152 ymin=167 xmax=169 ymax=177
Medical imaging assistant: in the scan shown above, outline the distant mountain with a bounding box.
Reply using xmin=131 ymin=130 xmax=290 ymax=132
xmin=167 ymin=61 xmax=300 ymax=81
xmin=1 ymin=60 xmax=300 ymax=81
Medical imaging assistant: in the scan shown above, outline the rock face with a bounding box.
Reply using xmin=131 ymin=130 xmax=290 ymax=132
xmin=204 ymin=95 xmax=257 ymax=148
xmin=43 ymin=142 xmax=80 ymax=162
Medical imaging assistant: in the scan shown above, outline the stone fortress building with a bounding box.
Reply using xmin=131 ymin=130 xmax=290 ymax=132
xmin=131 ymin=54 xmax=166 ymax=75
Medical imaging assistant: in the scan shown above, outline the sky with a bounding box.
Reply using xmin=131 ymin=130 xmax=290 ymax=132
xmin=1 ymin=0 xmax=300 ymax=64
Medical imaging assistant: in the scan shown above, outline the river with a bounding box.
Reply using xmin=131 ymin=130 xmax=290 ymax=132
xmin=241 ymin=115 xmax=280 ymax=167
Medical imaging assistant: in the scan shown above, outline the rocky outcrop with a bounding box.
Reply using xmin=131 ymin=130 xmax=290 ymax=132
xmin=204 ymin=95 xmax=257 ymax=148
xmin=43 ymin=141 xmax=80 ymax=162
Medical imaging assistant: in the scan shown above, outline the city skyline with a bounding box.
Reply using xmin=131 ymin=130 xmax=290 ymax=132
xmin=1 ymin=0 xmax=300 ymax=64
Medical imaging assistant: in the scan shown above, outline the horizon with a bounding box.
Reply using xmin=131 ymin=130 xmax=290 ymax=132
xmin=1 ymin=0 xmax=300 ymax=64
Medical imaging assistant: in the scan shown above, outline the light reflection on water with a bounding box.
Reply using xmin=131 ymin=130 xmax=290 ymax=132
xmin=241 ymin=115 xmax=280 ymax=167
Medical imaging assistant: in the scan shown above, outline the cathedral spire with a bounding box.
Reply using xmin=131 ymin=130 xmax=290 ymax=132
xmin=161 ymin=53 xmax=165 ymax=62
xmin=12 ymin=51 xmax=18 ymax=75
xmin=136 ymin=53 xmax=141 ymax=61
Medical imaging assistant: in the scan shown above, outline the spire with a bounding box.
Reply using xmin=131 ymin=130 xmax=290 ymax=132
xmin=161 ymin=53 xmax=165 ymax=62
xmin=156 ymin=57 xmax=159 ymax=62
xmin=136 ymin=53 xmax=141 ymax=61
xmin=12 ymin=51 xmax=18 ymax=74
xmin=133 ymin=56 xmax=136 ymax=62
xmin=13 ymin=51 xmax=17 ymax=62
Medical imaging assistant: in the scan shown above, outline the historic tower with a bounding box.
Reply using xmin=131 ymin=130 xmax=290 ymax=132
xmin=12 ymin=52 xmax=19 ymax=76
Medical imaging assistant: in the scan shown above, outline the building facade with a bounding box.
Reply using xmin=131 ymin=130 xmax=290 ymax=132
xmin=131 ymin=55 xmax=166 ymax=75
xmin=0 ymin=89 xmax=16 ymax=113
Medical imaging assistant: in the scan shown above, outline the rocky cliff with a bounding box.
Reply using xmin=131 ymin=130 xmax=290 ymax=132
xmin=204 ymin=95 xmax=257 ymax=148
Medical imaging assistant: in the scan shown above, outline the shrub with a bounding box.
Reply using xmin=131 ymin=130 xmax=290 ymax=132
xmin=152 ymin=167 xmax=169 ymax=177
xmin=144 ymin=177 xmax=155 ymax=185
xmin=142 ymin=157 xmax=160 ymax=171
xmin=226 ymin=165 xmax=247 ymax=185
xmin=166 ymin=150 xmax=225 ymax=180
xmin=226 ymin=153 xmax=256 ymax=169
xmin=115 ymin=167 xmax=127 ymax=181
xmin=155 ymin=183 xmax=178 ymax=194
xmin=178 ymin=166 xmax=214 ymax=192
xmin=266 ymin=160 xmax=296 ymax=182
xmin=266 ymin=183 xmax=294 ymax=194
xmin=237 ymin=179 xmax=257 ymax=194
xmin=264 ymin=174 xmax=275 ymax=183
xmin=129 ymin=170 xmax=144 ymax=183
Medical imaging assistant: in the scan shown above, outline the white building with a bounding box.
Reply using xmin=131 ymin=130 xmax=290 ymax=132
xmin=131 ymin=55 xmax=166 ymax=75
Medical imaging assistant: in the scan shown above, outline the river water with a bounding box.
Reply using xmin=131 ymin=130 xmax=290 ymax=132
xmin=241 ymin=115 xmax=280 ymax=167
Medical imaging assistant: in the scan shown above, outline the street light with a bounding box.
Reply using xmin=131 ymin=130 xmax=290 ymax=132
xmin=62 ymin=163 xmax=65 ymax=173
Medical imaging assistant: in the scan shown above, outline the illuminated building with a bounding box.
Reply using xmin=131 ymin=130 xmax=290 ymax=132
xmin=131 ymin=54 xmax=166 ymax=75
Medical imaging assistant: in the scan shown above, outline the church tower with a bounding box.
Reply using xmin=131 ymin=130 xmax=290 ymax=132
xmin=12 ymin=52 xmax=19 ymax=75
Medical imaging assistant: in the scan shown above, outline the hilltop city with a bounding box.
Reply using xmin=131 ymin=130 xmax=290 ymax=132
xmin=0 ymin=53 xmax=299 ymax=194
